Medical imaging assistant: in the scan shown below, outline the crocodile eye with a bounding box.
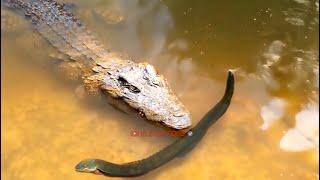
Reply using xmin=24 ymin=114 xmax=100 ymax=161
xmin=117 ymin=76 xmax=141 ymax=93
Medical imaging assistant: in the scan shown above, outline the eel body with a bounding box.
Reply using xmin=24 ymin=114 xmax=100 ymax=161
xmin=75 ymin=71 xmax=234 ymax=177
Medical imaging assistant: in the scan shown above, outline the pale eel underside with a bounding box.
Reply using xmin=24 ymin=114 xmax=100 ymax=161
xmin=75 ymin=71 xmax=234 ymax=177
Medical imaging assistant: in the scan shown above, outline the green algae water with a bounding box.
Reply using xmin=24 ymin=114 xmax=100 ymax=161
xmin=1 ymin=0 xmax=319 ymax=179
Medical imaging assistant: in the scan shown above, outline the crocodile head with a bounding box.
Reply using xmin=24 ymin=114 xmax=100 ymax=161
xmin=92 ymin=60 xmax=191 ymax=129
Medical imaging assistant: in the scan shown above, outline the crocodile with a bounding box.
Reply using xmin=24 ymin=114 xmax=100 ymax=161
xmin=3 ymin=0 xmax=191 ymax=129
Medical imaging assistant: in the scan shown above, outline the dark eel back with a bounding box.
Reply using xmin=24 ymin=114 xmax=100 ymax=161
xmin=75 ymin=71 xmax=234 ymax=177
xmin=4 ymin=0 xmax=235 ymax=176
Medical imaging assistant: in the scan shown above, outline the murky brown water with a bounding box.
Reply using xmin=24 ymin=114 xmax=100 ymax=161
xmin=1 ymin=0 xmax=319 ymax=179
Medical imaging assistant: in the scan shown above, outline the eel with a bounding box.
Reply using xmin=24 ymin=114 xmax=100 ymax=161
xmin=75 ymin=71 xmax=234 ymax=177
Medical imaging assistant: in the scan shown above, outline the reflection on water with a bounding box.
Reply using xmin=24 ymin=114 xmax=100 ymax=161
xmin=260 ymin=98 xmax=286 ymax=130
xmin=1 ymin=0 xmax=319 ymax=179
xmin=280 ymin=102 xmax=319 ymax=151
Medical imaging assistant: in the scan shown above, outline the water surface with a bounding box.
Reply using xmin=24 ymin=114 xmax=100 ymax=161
xmin=1 ymin=0 xmax=319 ymax=179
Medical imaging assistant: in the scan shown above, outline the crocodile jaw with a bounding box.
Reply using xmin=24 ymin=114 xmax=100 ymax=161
xmin=95 ymin=60 xmax=191 ymax=129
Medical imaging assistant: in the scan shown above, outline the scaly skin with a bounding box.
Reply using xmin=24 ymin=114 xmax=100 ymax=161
xmin=3 ymin=0 xmax=191 ymax=129
xmin=75 ymin=71 xmax=234 ymax=177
